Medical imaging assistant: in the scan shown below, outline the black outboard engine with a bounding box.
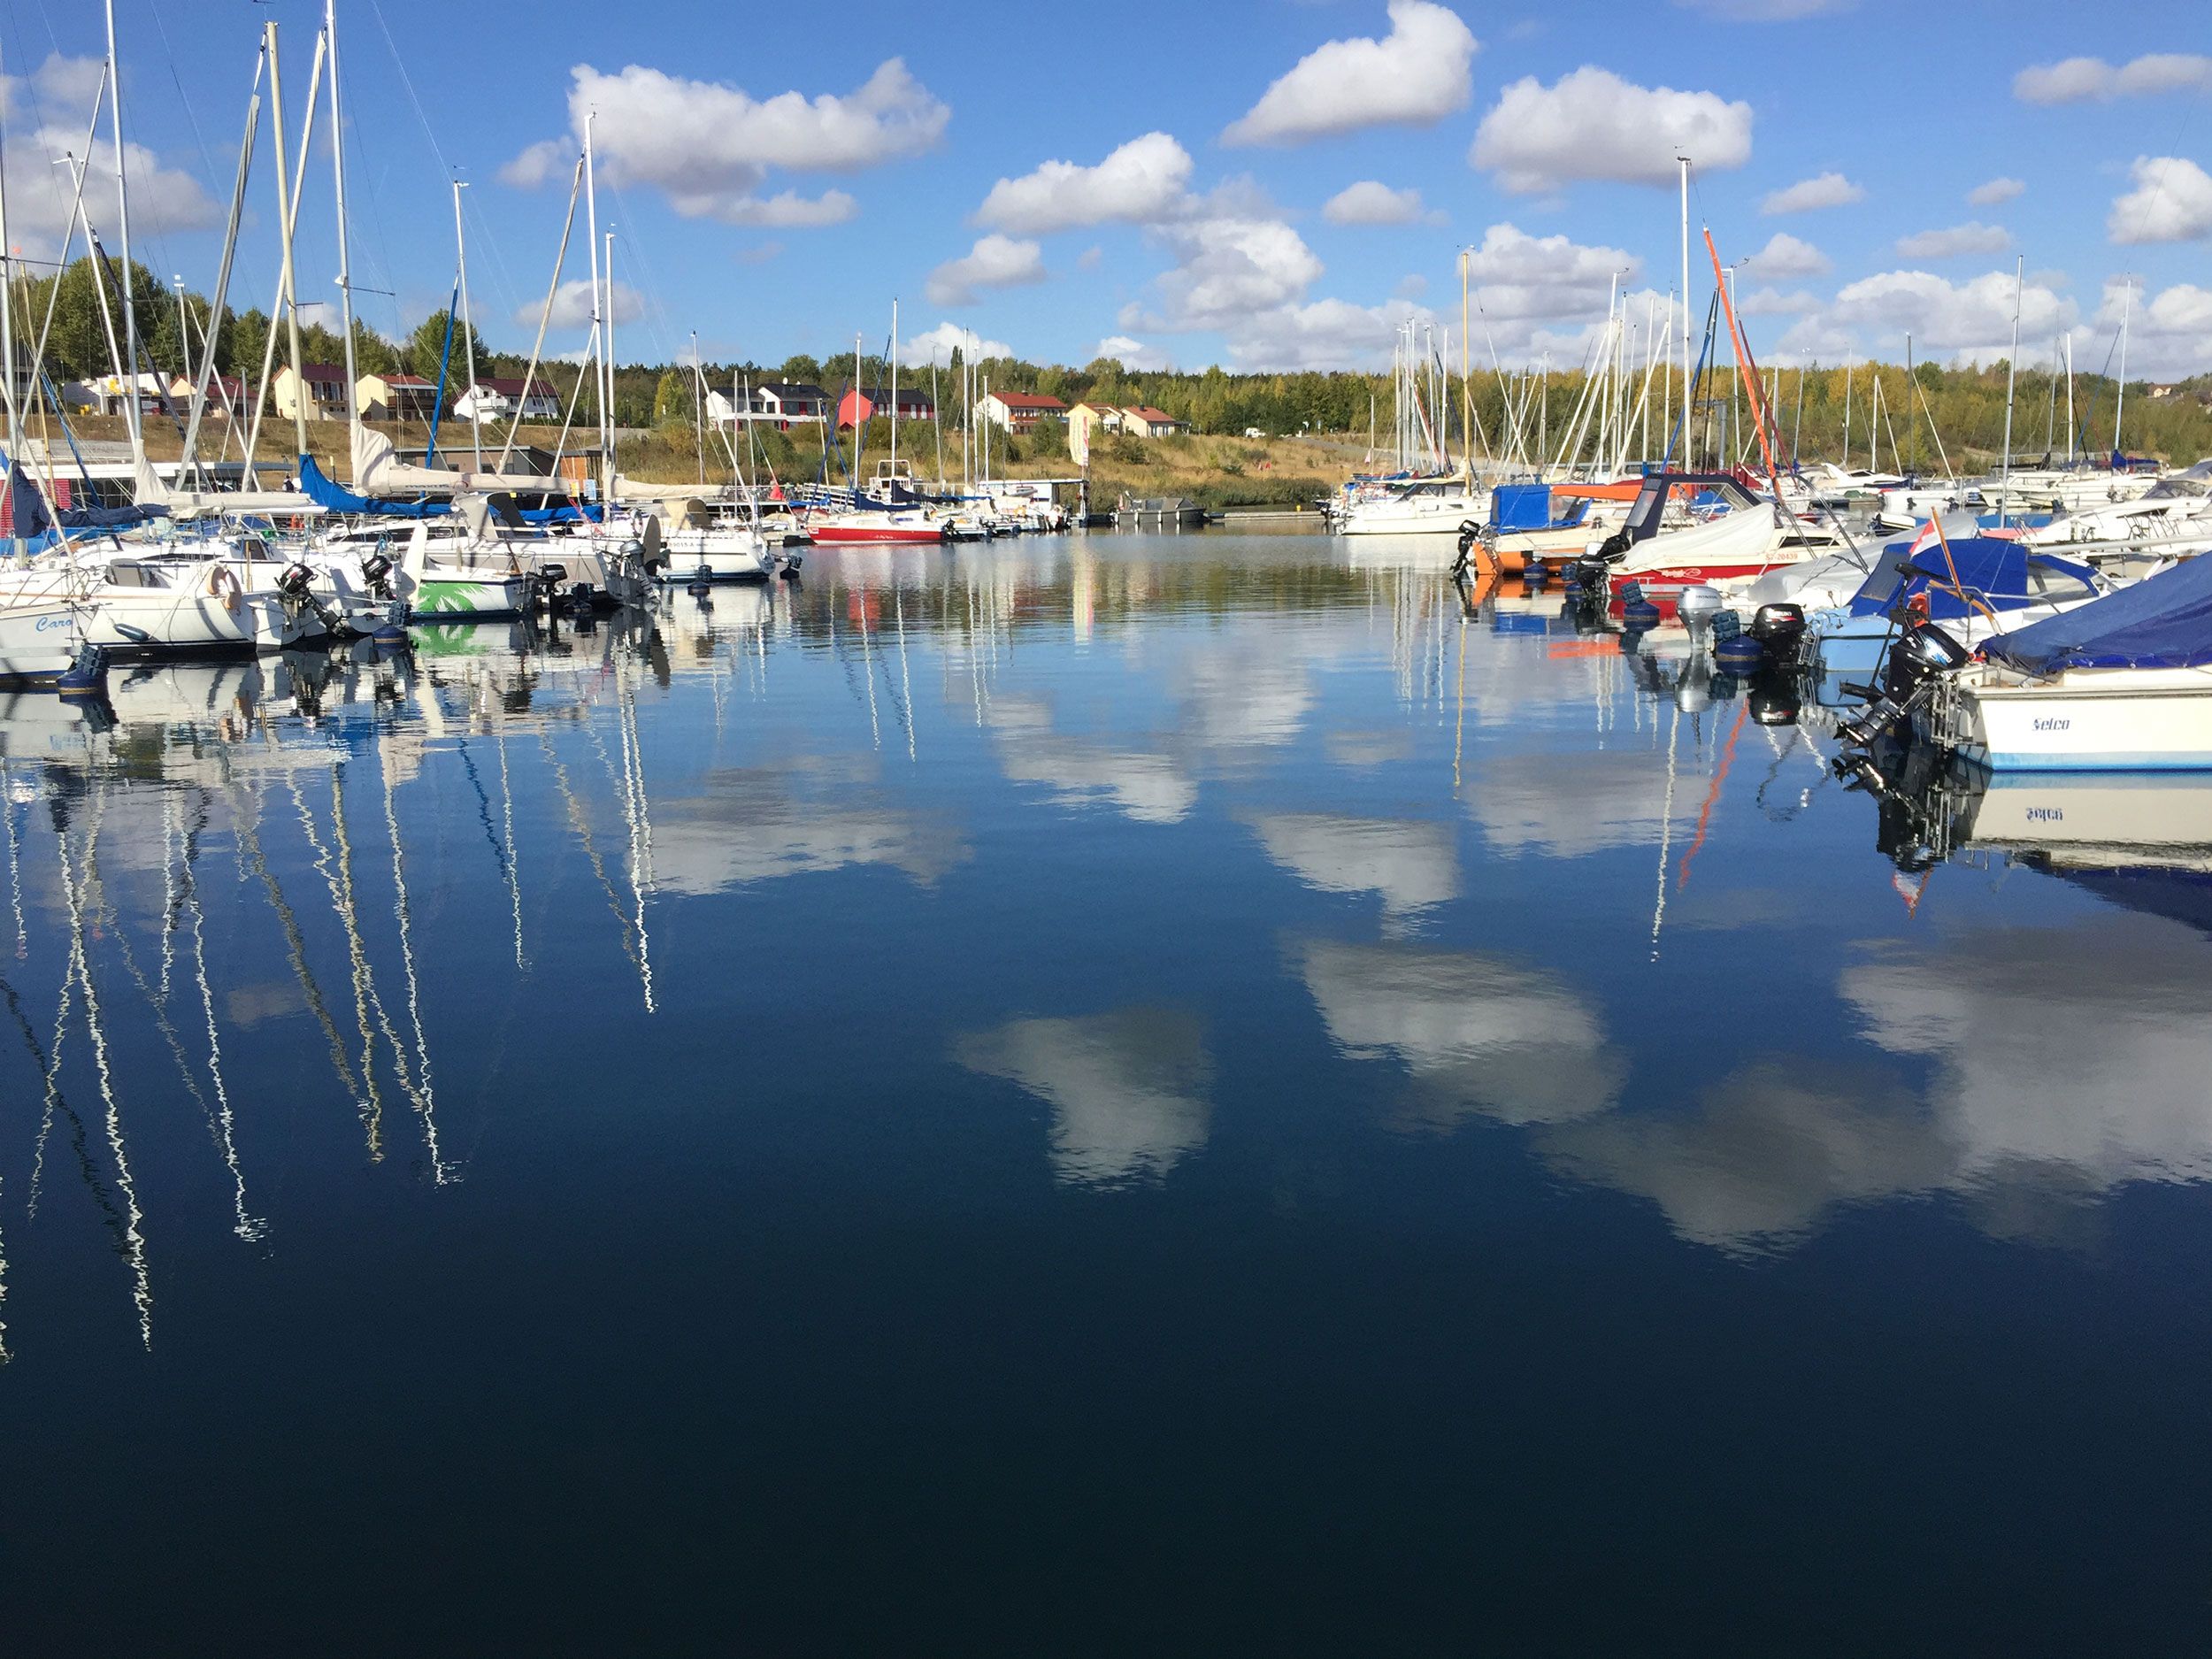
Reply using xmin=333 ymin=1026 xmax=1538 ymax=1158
xmin=1839 ymin=622 xmax=1970 ymax=749
xmin=1748 ymin=602 xmax=1806 ymax=664
xmin=357 ymin=550 xmax=395 ymax=600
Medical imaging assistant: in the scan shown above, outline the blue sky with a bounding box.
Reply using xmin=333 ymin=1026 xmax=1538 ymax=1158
xmin=7 ymin=0 xmax=2210 ymax=377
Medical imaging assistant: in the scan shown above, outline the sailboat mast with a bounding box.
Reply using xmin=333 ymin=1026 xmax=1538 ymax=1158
xmin=582 ymin=111 xmax=607 ymax=496
xmin=104 ymin=0 xmax=144 ymax=452
xmin=2065 ymin=333 xmax=2076 ymax=458
xmin=0 ymin=40 xmax=17 ymax=458
xmin=1677 ymin=156 xmax=1691 ymax=450
xmin=603 ymin=231 xmax=618 ymax=482
xmin=326 ymin=0 xmax=359 ymax=434
xmin=2000 ymin=255 xmax=2022 ymax=517
xmin=889 ymin=297 xmax=898 ymax=475
xmin=452 ymin=180 xmax=481 ymax=470
xmin=2113 ymin=280 xmax=2131 ymax=457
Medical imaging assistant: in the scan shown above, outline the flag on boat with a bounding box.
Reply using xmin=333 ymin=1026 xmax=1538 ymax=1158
xmin=1908 ymin=518 xmax=1943 ymax=560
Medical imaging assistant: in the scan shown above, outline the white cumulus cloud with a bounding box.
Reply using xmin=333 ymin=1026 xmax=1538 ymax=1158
xmin=901 ymin=321 xmax=1013 ymax=368
xmin=2015 ymin=53 xmax=2212 ymax=105
xmin=1124 ymin=216 xmax=1326 ymax=334
xmin=1761 ymin=171 xmax=1863 ymax=213
xmin=2090 ymin=279 xmax=2212 ymax=380
xmin=1321 ymin=180 xmax=1433 ymax=225
xmin=1969 ymin=176 xmax=2024 ymax=206
xmin=2108 ymin=156 xmax=2212 ymax=244
xmin=528 ymin=279 xmax=647 ymax=330
xmin=1742 ymin=231 xmax=1832 ymax=278
xmin=1222 ymin=1 xmax=1479 ymax=146
xmin=1894 ymin=221 xmax=2010 ymax=258
xmin=925 ymin=234 xmax=1048 ymax=306
xmin=1832 ymin=269 xmax=2075 ymax=363
xmin=1094 ymin=334 xmax=1173 ymax=371
xmin=1461 ymin=222 xmax=1638 ymax=320
xmin=509 ymin=59 xmax=946 ymax=226
xmin=1471 ymin=67 xmax=1752 ymax=194
xmin=975 ymin=133 xmax=1194 ymax=235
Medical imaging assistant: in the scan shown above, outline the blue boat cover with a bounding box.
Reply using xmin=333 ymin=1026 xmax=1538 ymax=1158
xmin=298 ymin=454 xmax=451 ymax=518
xmin=1850 ymin=536 xmax=2096 ymax=621
xmin=1491 ymin=483 xmax=1553 ymax=531
xmin=1985 ymin=554 xmax=2212 ymax=672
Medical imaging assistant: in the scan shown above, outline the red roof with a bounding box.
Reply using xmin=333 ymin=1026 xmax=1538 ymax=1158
xmin=993 ymin=392 xmax=1067 ymax=411
xmin=1122 ymin=406 xmax=1179 ymax=424
xmin=381 ymin=373 xmax=434 ymax=388
xmin=298 ymin=363 xmax=346 ymax=381
xmin=479 ymin=377 xmax=556 ymax=397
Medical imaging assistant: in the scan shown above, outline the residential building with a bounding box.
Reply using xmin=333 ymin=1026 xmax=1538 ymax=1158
xmin=164 ymin=373 xmax=247 ymax=413
xmin=978 ymin=390 xmax=1068 ymax=434
xmin=1066 ymin=401 xmax=1123 ymax=452
xmin=837 ymin=385 xmax=938 ymax=429
xmin=455 ymin=377 xmax=560 ymax=423
xmin=705 ymin=381 xmax=830 ymax=430
xmin=1118 ymin=405 xmax=1189 ymax=438
xmin=359 ymin=373 xmax=442 ymax=421
xmin=273 ymin=362 xmax=351 ymax=423
xmin=70 ymin=372 xmax=172 ymax=417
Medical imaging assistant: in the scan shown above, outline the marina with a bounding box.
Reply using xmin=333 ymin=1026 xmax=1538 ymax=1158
xmin=4 ymin=533 xmax=2212 ymax=1649
xmin=0 ymin=0 xmax=2208 ymax=1647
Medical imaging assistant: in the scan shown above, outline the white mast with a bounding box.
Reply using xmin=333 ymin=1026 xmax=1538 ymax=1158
xmin=603 ymin=230 xmax=618 ymax=484
xmin=583 ymin=111 xmax=606 ymax=498
xmin=0 ymin=39 xmax=17 ymax=459
xmin=691 ymin=329 xmax=703 ymax=488
xmin=104 ymin=0 xmax=144 ymax=455
xmin=889 ymin=297 xmax=898 ymax=476
xmin=2065 ymin=333 xmax=2076 ymax=458
xmin=452 ymin=179 xmax=481 ymax=469
xmin=326 ymin=0 xmax=359 ymax=437
xmin=2000 ymin=255 xmax=2022 ymax=518
xmin=2113 ymin=278 xmax=2131 ymax=458
xmin=1677 ymin=155 xmax=1691 ymax=454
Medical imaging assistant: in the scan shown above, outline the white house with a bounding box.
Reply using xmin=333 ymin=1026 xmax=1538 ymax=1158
xmin=704 ymin=381 xmax=830 ymax=431
xmin=978 ymin=390 xmax=1068 ymax=434
xmin=454 ymin=376 xmax=560 ymax=422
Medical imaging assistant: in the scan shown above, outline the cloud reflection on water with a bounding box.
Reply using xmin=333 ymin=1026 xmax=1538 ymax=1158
xmin=955 ymin=1009 xmax=1214 ymax=1187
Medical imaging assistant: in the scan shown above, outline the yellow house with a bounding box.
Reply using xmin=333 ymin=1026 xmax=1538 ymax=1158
xmin=271 ymin=362 xmax=350 ymax=423
xmin=1066 ymin=401 xmax=1122 ymax=453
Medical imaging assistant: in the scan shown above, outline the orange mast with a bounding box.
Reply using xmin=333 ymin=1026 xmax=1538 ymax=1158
xmin=1702 ymin=227 xmax=1780 ymax=495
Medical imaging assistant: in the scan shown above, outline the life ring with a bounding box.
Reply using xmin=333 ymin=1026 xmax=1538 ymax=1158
xmin=207 ymin=564 xmax=242 ymax=616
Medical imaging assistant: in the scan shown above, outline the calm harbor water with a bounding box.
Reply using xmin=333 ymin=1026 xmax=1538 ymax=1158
xmin=3 ymin=531 xmax=2209 ymax=1652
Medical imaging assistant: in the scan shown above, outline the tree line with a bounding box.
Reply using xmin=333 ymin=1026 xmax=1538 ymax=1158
xmin=17 ymin=257 xmax=2211 ymax=464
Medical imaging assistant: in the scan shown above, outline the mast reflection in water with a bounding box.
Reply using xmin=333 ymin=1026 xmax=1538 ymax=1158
xmin=3 ymin=535 xmax=2211 ymax=1653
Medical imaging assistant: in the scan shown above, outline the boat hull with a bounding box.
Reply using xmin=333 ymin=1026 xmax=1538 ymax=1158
xmin=1932 ymin=667 xmax=2212 ymax=772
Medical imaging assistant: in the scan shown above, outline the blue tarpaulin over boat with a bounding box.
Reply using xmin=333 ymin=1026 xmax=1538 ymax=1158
xmin=1984 ymin=554 xmax=2212 ymax=672
xmin=298 ymin=454 xmax=450 ymax=518
xmin=1847 ymin=536 xmax=2097 ymax=621
xmin=1490 ymin=483 xmax=1553 ymax=531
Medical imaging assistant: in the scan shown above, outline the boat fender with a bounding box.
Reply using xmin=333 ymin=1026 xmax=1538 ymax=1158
xmin=207 ymin=564 xmax=243 ymax=615
xmin=1710 ymin=611 xmax=1742 ymax=642
xmin=56 ymin=641 xmax=109 ymax=698
xmin=1715 ymin=634 xmax=1766 ymax=674
xmin=1623 ymin=598 xmax=1662 ymax=630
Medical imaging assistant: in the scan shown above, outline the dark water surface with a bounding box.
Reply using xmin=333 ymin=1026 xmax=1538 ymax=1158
xmin=3 ymin=534 xmax=2209 ymax=1654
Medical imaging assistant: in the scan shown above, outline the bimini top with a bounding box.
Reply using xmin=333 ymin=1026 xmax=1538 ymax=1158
xmin=1984 ymin=553 xmax=2212 ymax=673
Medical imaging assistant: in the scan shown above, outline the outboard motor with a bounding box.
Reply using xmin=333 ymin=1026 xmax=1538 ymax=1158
xmin=1749 ymin=602 xmax=1807 ymax=664
xmin=357 ymin=550 xmax=396 ymax=600
xmin=1677 ymin=584 xmax=1724 ymax=635
xmin=1839 ymin=622 xmax=1970 ymax=749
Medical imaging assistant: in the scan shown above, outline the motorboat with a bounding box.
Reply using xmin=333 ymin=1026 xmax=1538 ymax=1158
xmin=1338 ymin=477 xmax=1486 ymax=536
xmin=1921 ymin=554 xmax=2212 ymax=772
xmin=1806 ymin=534 xmax=2107 ymax=683
xmin=1584 ymin=472 xmax=1849 ymax=600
